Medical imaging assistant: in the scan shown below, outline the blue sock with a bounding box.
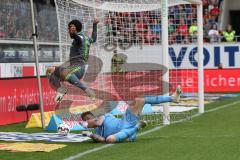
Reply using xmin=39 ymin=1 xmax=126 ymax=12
xmin=144 ymin=95 xmax=173 ymax=104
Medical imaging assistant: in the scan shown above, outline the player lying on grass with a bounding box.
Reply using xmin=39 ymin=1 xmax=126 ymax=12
xmin=46 ymin=18 xmax=99 ymax=103
xmin=80 ymin=86 xmax=182 ymax=143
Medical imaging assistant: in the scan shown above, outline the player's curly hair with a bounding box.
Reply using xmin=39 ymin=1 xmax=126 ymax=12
xmin=68 ymin=19 xmax=82 ymax=32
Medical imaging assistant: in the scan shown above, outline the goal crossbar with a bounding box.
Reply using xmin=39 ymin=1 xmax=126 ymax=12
xmin=70 ymin=0 xmax=202 ymax=12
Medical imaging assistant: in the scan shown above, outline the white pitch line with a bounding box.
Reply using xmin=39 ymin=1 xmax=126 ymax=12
xmin=65 ymin=100 xmax=240 ymax=160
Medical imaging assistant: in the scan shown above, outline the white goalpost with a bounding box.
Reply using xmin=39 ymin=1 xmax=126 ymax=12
xmin=161 ymin=0 xmax=170 ymax=125
xmin=54 ymin=0 xmax=204 ymax=124
xmin=197 ymin=2 xmax=204 ymax=113
xmin=160 ymin=0 xmax=204 ymax=124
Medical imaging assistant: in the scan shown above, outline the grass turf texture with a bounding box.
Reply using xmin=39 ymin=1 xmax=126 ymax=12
xmin=0 ymin=96 xmax=240 ymax=160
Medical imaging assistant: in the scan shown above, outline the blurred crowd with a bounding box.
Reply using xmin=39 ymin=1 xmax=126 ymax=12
xmin=0 ymin=0 xmax=58 ymax=42
xmin=0 ymin=0 xmax=237 ymax=44
xmin=104 ymin=0 xmax=237 ymax=45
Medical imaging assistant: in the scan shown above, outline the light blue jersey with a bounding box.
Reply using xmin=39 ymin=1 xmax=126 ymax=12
xmin=96 ymin=109 xmax=139 ymax=139
xmin=95 ymin=95 xmax=173 ymax=141
xmin=96 ymin=114 xmax=122 ymax=138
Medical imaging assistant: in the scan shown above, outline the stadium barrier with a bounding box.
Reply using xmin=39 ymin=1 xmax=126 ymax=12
xmin=0 ymin=68 xmax=239 ymax=125
xmin=1 ymin=44 xmax=240 ymax=78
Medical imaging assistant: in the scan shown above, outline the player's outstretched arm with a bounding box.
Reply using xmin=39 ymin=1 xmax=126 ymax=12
xmin=82 ymin=131 xmax=105 ymax=143
xmin=82 ymin=131 xmax=117 ymax=143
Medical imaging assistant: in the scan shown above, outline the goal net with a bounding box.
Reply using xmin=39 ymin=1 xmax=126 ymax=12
xmin=54 ymin=0 xmax=204 ymax=124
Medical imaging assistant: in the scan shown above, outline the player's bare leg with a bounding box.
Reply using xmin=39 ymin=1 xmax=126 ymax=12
xmin=46 ymin=66 xmax=68 ymax=103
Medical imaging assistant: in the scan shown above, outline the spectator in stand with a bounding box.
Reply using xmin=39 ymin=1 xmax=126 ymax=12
xmin=175 ymin=31 xmax=184 ymax=44
xmin=203 ymin=0 xmax=209 ymax=10
xmin=168 ymin=17 xmax=176 ymax=34
xmin=185 ymin=4 xmax=193 ymax=15
xmin=169 ymin=6 xmax=175 ymax=18
xmin=150 ymin=19 xmax=161 ymax=35
xmin=210 ymin=0 xmax=218 ymax=6
xmin=173 ymin=6 xmax=180 ymax=24
xmin=191 ymin=31 xmax=198 ymax=43
xmin=208 ymin=24 xmax=219 ymax=43
xmin=184 ymin=36 xmax=190 ymax=44
xmin=135 ymin=19 xmax=148 ymax=44
xmin=208 ymin=2 xmax=214 ymax=11
xmin=178 ymin=5 xmax=187 ymax=19
xmin=210 ymin=4 xmax=221 ymax=20
xmin=203 ymin=18 xmax=211 ymax=41
xmin=186 ymin=14 xmax=193 ymax=26
xmin=208 ymin=15 xmax=217 ymax=27
xmin=189 ymin=20 xmax=198 ymax=41
xmin=149 ymin=19 xmax=161 ymax=44
xmin=203 ymin=8 xmax=210 ymax=21
xmin=177 ymin=17 xmax=188 ymax=41
xmin=222 ymin=24 xmax=236 ymax=42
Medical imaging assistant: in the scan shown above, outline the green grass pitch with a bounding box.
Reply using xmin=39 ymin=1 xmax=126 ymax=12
xmin=0 ymin=96 xmax=240 ymax=160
